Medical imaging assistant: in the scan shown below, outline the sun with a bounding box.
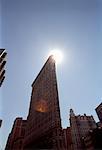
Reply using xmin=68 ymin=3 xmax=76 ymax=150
xmin=48 ymin=49 xmax=63 ymax=64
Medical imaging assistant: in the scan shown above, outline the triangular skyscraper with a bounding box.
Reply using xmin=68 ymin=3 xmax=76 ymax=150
xmin=23 ymin=55 xmax=64 ymax=149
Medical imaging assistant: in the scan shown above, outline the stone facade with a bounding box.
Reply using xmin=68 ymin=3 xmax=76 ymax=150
xmin=23 ymin=56 xmax=64 ymax=149
xmin=5 ymin=118 xmax=27 ymax=150
xmin=69 ymin=109 xmax=97 ymax=150
xmin=63 ymin=127 xmax=73 ymax=150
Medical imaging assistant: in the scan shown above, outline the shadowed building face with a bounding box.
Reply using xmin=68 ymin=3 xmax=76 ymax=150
xmin=23 ymin=56 xmax=64 ymax=149
xmin=95 ymin=103 xmax=102 ymax=123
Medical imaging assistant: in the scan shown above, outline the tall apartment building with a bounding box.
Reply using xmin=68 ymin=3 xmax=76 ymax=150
xmin=69 ymin=109 xmax=97 ymax=150
xmin=23 ymin=55 xmax=64 ymax=149
xmin=5 ymin=118 xmax=27 ymax=150
xmin=0 ymin=49 xmax=7 ymax=87
xmin=95 ymin=103 xmax=102 ymax=123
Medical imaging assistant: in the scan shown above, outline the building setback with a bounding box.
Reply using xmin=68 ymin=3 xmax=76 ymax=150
xmin=69 ymin=109 xmax=97 ymax=150
xmin=0 ymin=49 xmax=7 ymax=87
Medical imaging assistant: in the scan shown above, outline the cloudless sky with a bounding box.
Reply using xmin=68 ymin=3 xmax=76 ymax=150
xmin=0 ymin=0 xmax=102 ymax=149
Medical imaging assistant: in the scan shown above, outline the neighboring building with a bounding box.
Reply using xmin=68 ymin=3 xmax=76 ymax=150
xmin=5 ymin=118 xmax=27 ymax=150
xmin=69 ymin=109 xmax=97 ymax=150
xmin=95 ymin=103 xmax=102 ymax=123
xmin=0 ymin=49 xmax=7 ymax=87
xmin=63 ymin=127 xmax=73 ymax=150
xmin=23 ymin=55 xmax=65 ymax=149
xmin=83 ymin=127 xmax=102 ymax=150
xmin=0 ymin=119 xmax=2 ymax=127
xmin=0 ymin=49 xmax=7 ymax=128
xmin=97 ymin=121 xmax=102 ymax=128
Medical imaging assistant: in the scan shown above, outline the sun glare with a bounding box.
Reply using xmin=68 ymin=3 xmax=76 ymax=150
xmin=49 ymin=49 xmax=63 ymax=64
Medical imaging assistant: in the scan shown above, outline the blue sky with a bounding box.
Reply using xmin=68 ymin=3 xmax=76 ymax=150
xmin=0 ymin=0 xmax=102 ymax=149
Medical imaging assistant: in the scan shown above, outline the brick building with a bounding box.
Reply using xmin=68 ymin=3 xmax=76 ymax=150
xmin=63 ymin=127 xmax=73 ymax=150
xmin=69 ymin=109 xmax=97 ymax=150
xmin=83 ymin=127 xmax=102 ymax=149
xmin=5 ymin=118 xmax=27 ymax=150
xmin=23 ymin=55 xmax=64 ymax=149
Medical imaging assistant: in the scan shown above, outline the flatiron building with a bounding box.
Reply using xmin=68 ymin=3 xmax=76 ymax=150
xmin=23 ymin=55 xmax=64 ymax=149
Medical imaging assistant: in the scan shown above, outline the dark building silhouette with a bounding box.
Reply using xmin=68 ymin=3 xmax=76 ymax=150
xmin=0 ymin=49 xmax=7 ymax=87
xmin=0 ymin=119 xmax=2 ymax=127
xmin=5 ymin=118 xmax=27 ymax=150
xmin=95 ymin=103 xmax=102 ymax=123
xmin=83 ymin=127 xmax=102 ymax=149
xmin=0 ymin=49 xmax=7 ymax=128
xmin=69 ymin=109 xmax=97 ymax=150
xmin=23 ymin=55 xmax=64 ymax=149
xmin=97 ymin=121 xmax=102 ymax=128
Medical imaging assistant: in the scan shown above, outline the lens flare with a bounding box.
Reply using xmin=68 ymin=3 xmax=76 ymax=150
xmin=35 ymin=99 xmax=48 ymax=113
xmin=49 ymin=49 xmax=63 ymax=64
